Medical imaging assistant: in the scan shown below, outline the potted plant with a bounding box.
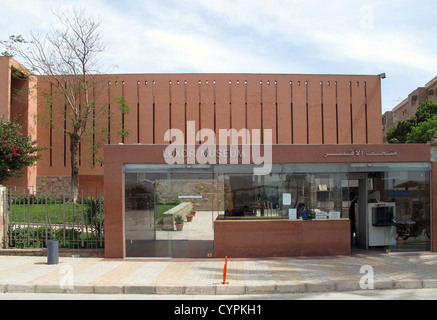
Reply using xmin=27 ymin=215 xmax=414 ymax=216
xmin=187 ymin=212 xmax=193 ymax=222
xmin=174 ymin=214 xmax=184 ymax=231
xmin=190 ymin=201 xmax=196 ymax=217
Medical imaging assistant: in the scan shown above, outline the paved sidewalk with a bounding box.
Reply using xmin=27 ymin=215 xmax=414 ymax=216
xmin=0 ymin=253 xmax=436 ymax=296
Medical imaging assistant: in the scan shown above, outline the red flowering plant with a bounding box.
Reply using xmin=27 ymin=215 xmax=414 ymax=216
xmin=0 ymin=117 xmax=46 ymax=184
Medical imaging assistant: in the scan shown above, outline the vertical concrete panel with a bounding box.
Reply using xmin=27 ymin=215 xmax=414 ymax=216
xmin=10 ymin=77 xmax=29 ymax=129
xmin=154 ymin=78 xmax=170 ymax=144
xmin=26 ymin=75 xmax=38 ymax=187
xmin=261 ymin=79 xmax=277 ymax=144
xmin=92 ymin=79 xmax=110 ymax=164
xmin=51 ymin=83 xmax=66 ymax=173
xmin=322 ymin=80 xmax=338 ymax=144
xmin=138 ymin=78 xmax=154 ymax=144
xmin=170 ymin=79 xmax=186 ymax=140
xmin=276 ymin=77 xmax=292 ymax=144
xmin=230 ymin=78 xmax=246 ymax=134
xmin=79 ymin=83 xmax=105 ymax=175
xmin=61 ymin=81 xmax=72 ymax=176
xmin=307 ymin=79 xmax=323 ymax=144
xmin=215 ymin=78 xmax=230 ymax=142
xmin=0 ymin=57 xmax=10 ymax=120
xmin=292 ymin=80 xmax=308 ymax=144
xmin=64 ymin=87 xmax=73 ymax=175
xmin=110 ymin=80 xmax=124 ymax=145
xmin=26 ymin=75 xmax=38 ymax=142
xmin=351 ymin=80 xmax=367 ymax=144
xmin=9 ymin=76 xmax=33 ymax=187
xmin=365 ymin=77 xmax=383 ymax=144
xmin=36 ymin=81 xmax=52 ymax=176
xmin=185 ymin=78 xmax=200 ymax=140
xmin=336 ymin=80 xmax=352 ymax=144
xmin=199 ymin=79 xmax=215 ymax=135
xmin=123 ymin=77 xmax=139 ymax=145
xmin=246 ymin=78 xmax=261 ymax=138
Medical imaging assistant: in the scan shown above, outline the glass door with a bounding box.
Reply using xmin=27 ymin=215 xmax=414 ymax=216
xmin=125 ymin=173 xmax=156 ymax=257
xmin=124 ymin=165 xmax=216 ymax=258
xmin=384 ymin=170 xmax=431 ymax=253
xmin=346 ymin=173 xmax=368 ymax=250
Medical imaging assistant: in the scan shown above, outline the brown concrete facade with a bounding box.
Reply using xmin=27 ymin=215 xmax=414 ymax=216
xmin=104 ymin=143 xmax=434 ymax=259
xmin=0 ymin=61 xmax=385 ymax=190
xmin=214 ymin=219 xmax=351 ymax=258
xmin=36 ymin=74 xmax=383 ymax=190
xmin=0 ymin=57 xmax=38 ymax=189
xmin=0 ymin=62 xmax=385 ymax=191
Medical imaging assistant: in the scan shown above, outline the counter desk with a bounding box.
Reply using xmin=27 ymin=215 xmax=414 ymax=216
xmin=214 ymin=216 xmax=351 ymax=258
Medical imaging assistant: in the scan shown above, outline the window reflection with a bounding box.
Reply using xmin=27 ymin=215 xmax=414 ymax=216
xmin=370 ymin=171 xmax=431 ymax=252
xmin=222 ymin=172 xmax=346 ymax=220
xmin=124 ymin=163 xmax=431 ymax=256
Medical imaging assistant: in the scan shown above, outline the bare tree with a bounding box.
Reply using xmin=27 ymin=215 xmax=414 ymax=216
xmin=2 ymin=8 xmax=111 ymax=201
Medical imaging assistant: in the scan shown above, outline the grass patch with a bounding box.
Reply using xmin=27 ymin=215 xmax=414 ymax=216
xmin=155 ymin=205 xmax=177 ymax=223
xmin=11 ymin=203 xmax=90 ymax=224
xmin=11 ymin=204 xmax=174 ymax=225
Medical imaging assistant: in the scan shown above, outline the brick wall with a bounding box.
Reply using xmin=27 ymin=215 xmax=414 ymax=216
xmin=155 ymin=179 xmax=225 ymax=211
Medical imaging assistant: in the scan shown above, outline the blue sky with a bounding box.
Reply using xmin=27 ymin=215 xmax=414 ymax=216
xmin=1 ymin=0 xmax=436 ymax=113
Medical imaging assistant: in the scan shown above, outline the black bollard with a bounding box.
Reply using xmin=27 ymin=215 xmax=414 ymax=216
xmin=47 ymin=240 xmax=59 ymax=265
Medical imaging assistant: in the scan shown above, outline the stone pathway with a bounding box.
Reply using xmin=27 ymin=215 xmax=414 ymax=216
xmin=0 ymin=253 xmax=436 ymax=295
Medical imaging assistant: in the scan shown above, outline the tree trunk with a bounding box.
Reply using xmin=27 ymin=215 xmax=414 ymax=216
xmin=69 ymin=132 xmax=80 ymax=203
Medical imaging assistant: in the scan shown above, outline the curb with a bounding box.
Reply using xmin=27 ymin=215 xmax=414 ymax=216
xmin=2 ymin=279 xmax=437 ymax=296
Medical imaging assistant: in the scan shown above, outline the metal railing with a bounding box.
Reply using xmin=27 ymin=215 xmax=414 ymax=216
xmin=4 ymin=188 xmax=104 ymax=249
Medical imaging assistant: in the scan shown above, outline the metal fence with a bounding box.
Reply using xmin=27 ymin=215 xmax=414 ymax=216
xmin=3 ymin=187 xmax=104 ymax=250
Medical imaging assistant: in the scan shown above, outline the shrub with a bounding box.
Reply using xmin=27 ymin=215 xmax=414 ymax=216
xmin=174 ymin=214 xmax=184 ymax=225
xmin=167 ymin=198 xmax=181 ymax=206
xmin=0 ymin=117 xmax=46 ymax=184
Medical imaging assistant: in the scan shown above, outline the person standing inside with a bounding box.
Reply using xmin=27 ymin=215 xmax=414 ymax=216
xmin=297 ymin=203 xmax=310 ymax=220
xmin=349 ymin=192 xmax=358 ymax=245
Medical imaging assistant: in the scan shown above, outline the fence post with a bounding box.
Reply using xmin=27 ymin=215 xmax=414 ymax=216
xmin=0 ymin=185 xmax=6 ymax=249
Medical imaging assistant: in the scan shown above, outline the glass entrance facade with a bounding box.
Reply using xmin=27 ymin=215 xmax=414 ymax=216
xmin=124 ymin=162 xmax=431 ymax=258
xmin=125 ymin=165 xmax=216 ymax=258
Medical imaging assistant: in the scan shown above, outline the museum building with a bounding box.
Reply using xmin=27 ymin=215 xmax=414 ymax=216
xmin=0 ymin=57 xmax=435 ymax=259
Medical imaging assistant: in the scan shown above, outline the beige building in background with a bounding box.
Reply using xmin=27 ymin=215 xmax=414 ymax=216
xmin=383 ymin=76 xmax=437 ymax=142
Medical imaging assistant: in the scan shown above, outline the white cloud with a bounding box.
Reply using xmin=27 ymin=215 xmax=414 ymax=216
xmin=1 ymin=0 xmax=436 ymax=112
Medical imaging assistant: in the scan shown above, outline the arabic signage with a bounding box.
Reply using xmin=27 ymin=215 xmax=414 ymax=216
xmin=323 ymin=149 xmax=398 ymax=159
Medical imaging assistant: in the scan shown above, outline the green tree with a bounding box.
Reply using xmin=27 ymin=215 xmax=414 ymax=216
xmin=406 ymin=115 xmax=437 ymax=144
xmin=415 ymin=99 xmax=437 ymax=123
xmin=0 ymin=117 xmax=46 ymax=184
xmin=388 ymin=99 xmax=437 ymax=144
xmin=387 ymin=116 xmax=417 ymax=144
xmin=1 ymin=8 xmax=109 ymax=201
